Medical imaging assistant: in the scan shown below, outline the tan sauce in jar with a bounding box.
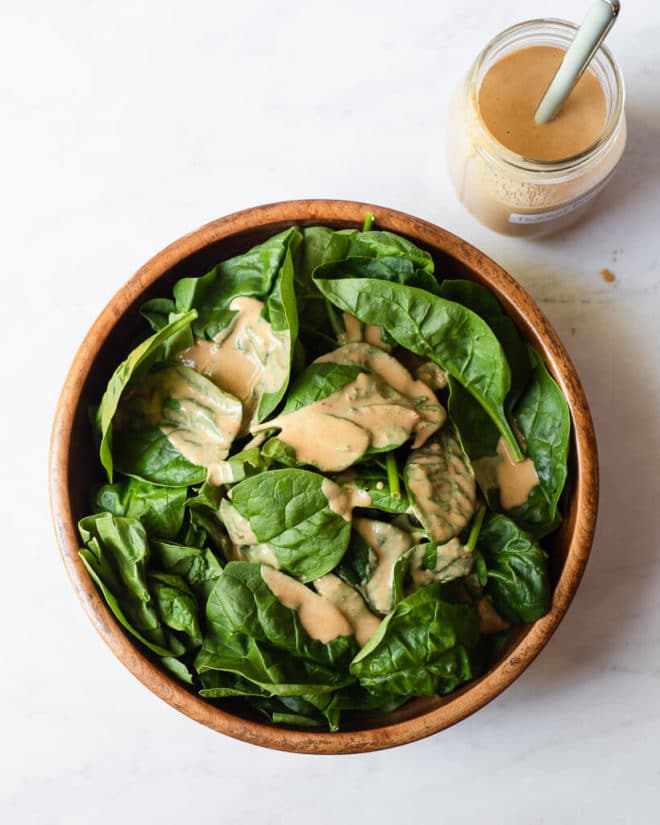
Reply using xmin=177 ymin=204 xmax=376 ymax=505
xmin=478 ymin=45 xmax=606 ymax=161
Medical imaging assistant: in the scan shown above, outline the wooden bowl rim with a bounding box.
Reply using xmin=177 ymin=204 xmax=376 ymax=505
xmin=49 ymin=199 xmax=598 ymax=754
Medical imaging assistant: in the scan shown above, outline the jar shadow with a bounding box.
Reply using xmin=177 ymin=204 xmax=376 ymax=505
xmin=534 ymin=101 xmax=660 ymax=239
xmin=489 ymin=267 xmax=659 ymax=701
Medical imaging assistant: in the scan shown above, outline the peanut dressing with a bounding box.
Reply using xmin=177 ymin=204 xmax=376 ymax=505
xmin=340 ymin=312 xmax=392 ymax=352
xmin=321 ymin=478 xmax=372 ymax=522
xmin=317 ymin=343 xmax=446 ymax=447
xmin=405 ymin=429 xmax=477 ymax=543
xmin=409 ymin=538 xmax=474 ymax=588
xmin=472 ymin=437 xmax=539 ymax=509
xmin=478 ymin=45 xmax=606 ymax=161
xmin=252 ymin=371 xmax=421 ymax=473
xmin=260 ymin=566 xmax=352 ymax=644
xmin=313 ymin=574 xmax=381 ymax=646
xmin=177 ymin=296 xmax=289 ymax=433
xmin=354 ymin=518 xmax=414 ymax=614
xmin=118 ymin=364 xmax=242 ymax=469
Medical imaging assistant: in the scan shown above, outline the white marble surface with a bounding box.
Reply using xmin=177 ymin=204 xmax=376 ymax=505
xmin=2 ymin=0 xmax=659 ymax=821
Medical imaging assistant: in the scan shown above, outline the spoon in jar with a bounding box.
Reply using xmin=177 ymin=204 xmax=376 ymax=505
xmin=534 ymin=0 xmax=621 ymax=124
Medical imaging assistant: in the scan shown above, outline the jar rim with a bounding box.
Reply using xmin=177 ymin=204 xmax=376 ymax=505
xmin=468 ymin=18 xmax=626 ymax=175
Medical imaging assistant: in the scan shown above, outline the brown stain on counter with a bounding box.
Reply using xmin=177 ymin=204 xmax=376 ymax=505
xmin=600 ymin=268 xmax=616 ymax=283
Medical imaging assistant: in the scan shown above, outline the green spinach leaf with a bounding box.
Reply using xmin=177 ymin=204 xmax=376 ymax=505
xmin=113 ymin=364 xmax=242 ymax=487
xmin=280 ymin=362 xmax=362 ymax=414
xmin=148 ymin=571 xmax=202 ymax=649
xmin=171 ymin=227 xmax=302 ymax=340
xmin=229 ymin=470 xmax=352 ymax=581
xmin=195 ymin=563 xmax=357 ymax=694
xmin=314 ymin=276 xmax=523 ymax=460
xmin=350 ymin=583 xmax=480 ymax=697
xmin=93 ymin=478 xmax=187 ymax=539
xmin=404 ymin=426 xmax=476 ymax=542
xmin=506 ymin=348 xmax=570 ymax=537
xmin=438 ymin=279 xmax=529 ymax=409
xmin=95 ymin=310 xmax=197 ymax=482
xmin=476 ymin=514 xmax=551 ymax=623
xmin=78 ymin=514 xmax=182 ymax=657
xmin=150 ymin=538 xmax=223 ymax=600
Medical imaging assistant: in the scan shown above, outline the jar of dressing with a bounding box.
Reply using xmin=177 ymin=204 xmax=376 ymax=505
xmin=447 ymin=19 xmax=626 ymax=237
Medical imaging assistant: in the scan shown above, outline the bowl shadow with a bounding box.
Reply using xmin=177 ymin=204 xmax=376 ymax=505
xmin=488 ymin=266 xmax=660 ymax=699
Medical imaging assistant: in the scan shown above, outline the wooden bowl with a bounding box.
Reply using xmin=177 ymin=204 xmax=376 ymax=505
xmin=49 ymin=199 xmax=598 ymax=754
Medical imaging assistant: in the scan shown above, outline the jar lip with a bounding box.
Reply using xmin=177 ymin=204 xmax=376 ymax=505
xmin=468 ymin=18 xmax=626 ymax=174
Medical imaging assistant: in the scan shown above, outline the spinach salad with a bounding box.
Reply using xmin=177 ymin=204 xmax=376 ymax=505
xmin=79 ymin=216 xmax=570 ymax=730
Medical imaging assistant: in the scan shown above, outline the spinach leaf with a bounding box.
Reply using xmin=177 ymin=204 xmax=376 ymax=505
xmin=195 ymin=563 xmax=357 ymax=694
xmin=95 ymin=310 xmax=197 ymax=482
xmin=204 ymin=446 xmax=270 ymax=486
xmin=320 ymin=229 xmax=435 ymax=276
xmin=408 ymin=538 xmax=474 ymax=588
xmin=148 ymin=571 xmax=202 ymax=649
xmin=404 ymin=426 xmax=476 ymax=543
xmin=256 ymin=231 xmax=300 ymax=419
xmin=93 ymin=478 xmax=187 ymax=539
xmin=350 ymin=583 xmax=480 ymax=697
xmin=280 ymin=362 xmax=362 ymax=414
xmin=476 ymin=514 xmax=551 ymax=623
xmin=447 ymin=377 xmax=500 ymax=464
xmin=451 ymin=347 xmax=570 ymax=537
xmin=140 ymin=297 xmax=176 ymax=332
xmin=160 ymin=656 xmax=195 ymax=685
xmin=172 ymin=227 xmax=302 ymax=340
xmin=150 ymin=538 xmax=223 ymax=600
xmin=314 ymin=276 xmax=523 ymax=460
xmin=229 ymin=470 xmax=352 ymax=581
xmin=295 ymin=227 xmax=337 ymax=356
xmin=315 ymin=256 xmax=440 ymax=296
xmin=438 ymin=279 xmax=529 ymax=409
xmin=249 ymin=695 xmax=330 ymax=728
xmin=113 ymin=364 xmax=242 ymax=487
xmin=506 ymin=348 xmax=570 ymax=537
xmin=333 ymin=530 xmax=374 ymax=589
xmin=335 ymin=462 xmax=411 ymax=515
xmin=78 ymin=514 xmax=182 ymax=657
xmin=321 ymin=685 xmax=409 ymax=731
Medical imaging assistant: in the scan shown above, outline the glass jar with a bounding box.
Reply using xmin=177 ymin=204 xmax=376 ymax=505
xmin=447 ymin=19 xmax=627 ymax=237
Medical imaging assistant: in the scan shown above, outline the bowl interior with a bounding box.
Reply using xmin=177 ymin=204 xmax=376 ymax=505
xmin=51 ymin=200 xmax=596 ymax=753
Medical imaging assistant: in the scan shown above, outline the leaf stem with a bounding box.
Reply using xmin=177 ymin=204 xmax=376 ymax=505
xmin=386 ymin=452 xmax=401 ymax=498
xmin=362 ymin=211 xmax=374 ymax=232
xmin=466 ymin=505 xmax=486 ymax=551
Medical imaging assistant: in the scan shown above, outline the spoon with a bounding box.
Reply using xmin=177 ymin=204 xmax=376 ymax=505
xmin=534 ymin=0 xmax=620 ymax=124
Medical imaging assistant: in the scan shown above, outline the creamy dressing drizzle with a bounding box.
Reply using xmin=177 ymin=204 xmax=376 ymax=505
xmin=408 ymin=538 xmax=473 ymax=588
xmin=119 ymin=364 xmax=242 ymax=469
xmin=313 ymin=574 xmax=381 ymax=647
xmin=354 ymin=518 xmax=414 ymax=614
xmin=206 ymin=461 xmax=237 ymax=486
xmin=253 ymin=371 xmax=420 ymax=472
xmin=243 ymin=543 xmax=280 ymax=568
xmin=219 ymin=499 xmax=258 ymax=545
xmin=317 ymin=343 xmax=446 ymax=447
xmin=405 ymin=430 xmax=476 ymax=542
xmin=472 ymin=437 xmax=539 ymax=509
xmin=339 ymin=312 xmax=392 ymax=352
xmin=414 ymin=361 xmax=449 ymax=390
xmin=321 ymin=477 xmax=371 ymax=522
xmin=260 ymin=566 xmax=352 ymax=644
xmin=176 ymin=296 xmax=289 ymax=433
